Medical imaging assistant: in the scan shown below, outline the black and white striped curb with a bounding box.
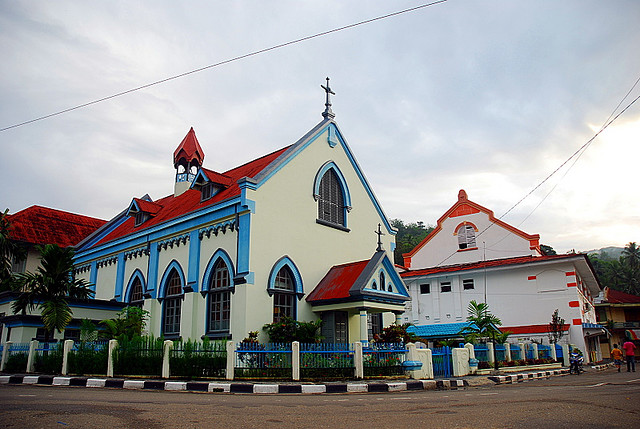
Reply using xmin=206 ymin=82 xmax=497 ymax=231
xmin=0 ymin=375 xmax=467 ymax=394
xmin=488 ymin=369 xmax=569 ymax=384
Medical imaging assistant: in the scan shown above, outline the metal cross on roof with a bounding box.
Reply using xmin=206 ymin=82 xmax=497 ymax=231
xmin=375 ymin=223 xmax=385 ymax=251
xmin=321 ymin=77 xmax=335 ymax=119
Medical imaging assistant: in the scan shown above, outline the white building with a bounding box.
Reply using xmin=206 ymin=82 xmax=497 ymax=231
xmin=400 ymin=190 xmax=604 ymax=362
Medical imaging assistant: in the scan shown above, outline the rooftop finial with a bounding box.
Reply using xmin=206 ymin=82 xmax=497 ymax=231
xmin=321 ymin=77 xmax=335 ymax=119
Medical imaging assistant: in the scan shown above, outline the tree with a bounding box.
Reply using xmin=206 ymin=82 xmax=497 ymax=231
xmin=391 ymin=219 xmax=434 ymax=265
xmin=540 ymin=244 xmax=557 ymax=256
xmin=0 ymin=209 xmax=24 ymax=291
xmin=459 ymin=300 xmax=503 ymax=370
xmin=101 ymin=306 xmax=150 ymax=340
xmin=547 ymin=309 xmax=565 ymax=345
xmin=588 ymin=242 xmax=640 ymax=296
xmin=12 ymin=244 xmax=94 ymax=341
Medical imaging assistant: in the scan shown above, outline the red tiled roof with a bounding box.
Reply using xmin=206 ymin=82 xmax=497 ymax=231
xmin=400 ymin=254 xmax=580 ymax=278
xmin=7 ymin=206 xmax=106 ymax=248
xmin=605 ymin=287 xmax=640 ymax=304
xmin=306 ymin=260 xmax=370 ymax=302
xmin=133 ymin=198 xmax=163 ymax=215
xmin=173 ymin=127 xmax=205 ymax=167
xmin=199 ymin=168 xmax=233 ymax=187
xmin=95 ymin=145 xmax=291 ymax=247
xmin=501 ymin=324 xmax=570 ymax=335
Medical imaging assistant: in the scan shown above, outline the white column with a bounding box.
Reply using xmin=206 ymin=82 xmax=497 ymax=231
xmin=359 ymin=309 xmax=368 ymax=346
xmin=107 ymin=339 xmax=118 ymax=377
xmin=0 ymin=341 xmax=12 ymax=371
xmin=26 ymin=340 xmax=38 ymax=373
xmin=61 ymin=340 xmax=74 ymax=375
xmin=292 ymin=341 xmax=300 ymax=381
xmin=504 ymin=343 xmax=512 ymax=362
xmin=562 ymin=344 xmax=570 ymax=367
xmin=162 ymin=340 xmax=173 ymax=379
xmin=550 ymin=343 xmax=557 ymax=361
xmin=226 ymin=340 xmax=235 ymax=381
xmin=354 ymin=342 xmax=364 ymax=379
xmin=531 ymin=343 xmax=539 ymax=360
xmin=519 ymin=343 xmax=526 ymax=361
xmin=394 ymin=312 xmax=403 ymax=325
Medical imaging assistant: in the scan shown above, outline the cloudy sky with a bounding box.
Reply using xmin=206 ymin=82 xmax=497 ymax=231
xmin=1 ymin=0 xmax=639 ymax=254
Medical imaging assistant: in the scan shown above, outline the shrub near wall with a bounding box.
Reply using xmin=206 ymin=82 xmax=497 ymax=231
xmin=69 ymin=342 xmax=109 ymax=376
xmin=114 ymin=336 xmax=164 ymax=377
xmin=33 ymin=343 xmax=63 ymax=375
xmin=170 ymin=339 xmax=227 ymax=379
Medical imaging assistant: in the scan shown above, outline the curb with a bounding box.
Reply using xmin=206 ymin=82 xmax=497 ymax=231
xmin=0 ymin=375 xmax=468 ymax=394
xmin=488 ymin=369 xmax=570 ymax=384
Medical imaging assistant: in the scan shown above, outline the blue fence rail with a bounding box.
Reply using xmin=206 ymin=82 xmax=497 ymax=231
xmin=474 ymin=344 xmax=489 ymax=362
xmin=300 ymin=343 xmax=354 ymax=379
xmin=235 ymin=342 xmax=292 ymax=379
xmin=509 ymin=344 xmax=522 ymax=361
xmin=364 ymin=343 xmax=406 ymax=377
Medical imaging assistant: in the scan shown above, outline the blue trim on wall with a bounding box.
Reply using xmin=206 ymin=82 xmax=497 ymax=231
xmin=124 ymin=269 xmax=146 ymax=303
xmin=236 ymin=211 xmax=253 ymax=284
xmin=187 ymin=230 xmax=201 ymax=292
xmin=158 ymin=260 xmax=186 ymax=299
xmin=381 ymin=256 xmax=410 ymax=298
xmin=147 ymin=243 xmax=159 ymax=298
xmin=267 ymin=256 xmax=304 ymax=295
xmin=115 ymin=253 xmax=125 ymax=301
xmin=89 ymin=261 xmax=98 ymax=292
xmin=201 ymin=249 xmax=236 ymax=293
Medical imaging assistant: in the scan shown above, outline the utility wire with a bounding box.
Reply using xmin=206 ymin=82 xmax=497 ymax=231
xmin=0 ymin=0 xmax=448 ymax=132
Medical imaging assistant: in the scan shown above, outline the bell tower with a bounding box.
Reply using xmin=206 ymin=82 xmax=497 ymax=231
xmin=173 ymin=127 xmax=205 ymax=197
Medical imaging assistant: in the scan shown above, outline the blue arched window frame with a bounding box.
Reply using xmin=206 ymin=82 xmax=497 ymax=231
xmin=125 ymin=269 xmax=147 ymax=305
xmin=201 ymin=249 xmax=235 ymax=336
xmin=267 ymin=256 xmax=304 ymax=322
xmin=158 ymin=260 xmax=186 ymax=338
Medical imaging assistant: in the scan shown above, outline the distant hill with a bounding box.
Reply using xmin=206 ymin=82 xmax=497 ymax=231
xmin=586 ymin=246 xmax=624 ymax=260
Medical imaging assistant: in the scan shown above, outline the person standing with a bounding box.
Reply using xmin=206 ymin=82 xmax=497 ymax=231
xmin=622 ymin=340 xmax=636 ymax=372
xmin=611 ymin=344 xmax=623 ymax=372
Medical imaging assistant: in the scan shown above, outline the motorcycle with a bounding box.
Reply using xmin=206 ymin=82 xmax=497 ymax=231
xmin=569 ymin=352 xmax=584 ymax=375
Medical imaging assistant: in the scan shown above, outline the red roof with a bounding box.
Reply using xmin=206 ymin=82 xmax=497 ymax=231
xmin=199 ymin=168 xmax=233 ymax=187
xmin=173 ymin=127 xmax=205 ymax=167
xmin=400 ymin=254 xmax=580 ymax=278
xmin=7 ymin=206 xmax=106 ymax=248
xmin=604 ymin=287 xmax=640 ymax=304
xmin=95 ymin=145 xmax=291 ymax=247
xmin=306 ymin=260 xmax=370 ymax=302
xmin=501 ymin=324 xmax=570 ymax=335
xmin=133 ymin=198 xmax=163 ymax=215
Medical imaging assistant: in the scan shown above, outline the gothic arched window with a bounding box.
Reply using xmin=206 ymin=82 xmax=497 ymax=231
xmin=208 ymin=259 xmax=232 ymax=334
xmin=162 ymin=269 xmax=183 ymax=336
xmin=318 ymin=169 xmax=345 ymax=227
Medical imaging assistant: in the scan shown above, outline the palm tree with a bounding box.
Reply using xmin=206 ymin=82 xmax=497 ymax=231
xmin=12 ymin=244 xmax=94 ymax=341
xmin=622 ymin=242 xmax=640 ymax=272
xmin=0 ymin=209 xmax=24 ymax=291
xmin=459 ymin=300 xmax=503 ymax=370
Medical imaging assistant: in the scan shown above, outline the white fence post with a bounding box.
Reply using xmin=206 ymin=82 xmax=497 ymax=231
xmin=418 ymin=348 xmax=434 ymax=379
xmin=464 ymin=343 xmax=475 ymax=360
xmin=354 ymin=342 xmax=364 ymax=379
xmin=487 ymin=342 xmax=495 ymax=364
xmin=292 ymin=341 xmax=300 ymax=381
xmin=504 ymin=343 xmax=512 ymax=362
xmin=26 ymin=340 xmax=38 ymax=373
xmin=531 ymin=343 xmax=539 ymax=360
xmin=452 ymin=347 xmax=470 ymax=377
xmin=519 ymin=343 xmax=526 ymax=361
xmin=61 ymin=340 xmax=74 ymax=375
xmin=107 ymin=339 xmax=117 ymax=377
xmin=0 ymin=341 xmax=12 ymax=371
xmin=550 ymin=343 xmax=557 ymax=361
xmin=562 ymin=344 xmax=570 ymax=367
xmin=162 ymin=340 xmax=173 ymax=379
xmin=226 ymin=340 xmax=235 ymax=381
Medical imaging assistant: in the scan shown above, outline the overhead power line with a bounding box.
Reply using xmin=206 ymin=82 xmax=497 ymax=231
xmin=0 ymin=0 xmax=449 ymax=132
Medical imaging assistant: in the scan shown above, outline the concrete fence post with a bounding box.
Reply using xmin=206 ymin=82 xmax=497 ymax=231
xmin=162 ymin=340 xmax=173 ymax=379
xmin=26 ymin=340 xmax=38 ymax=373
xmin=487 ymin=342 xmax=495 ymax=364
xmin=504 ymin=343 xmax=512 ymax=362
xmin=226 ymin=340 xmax=235 ymax=381
xmin=452 ymin=347 xmax=470 ymax=377
xmin=0 ymin=341 xmax=12 ymax=371
xmin=519 ymin=343 xmax=526 ymax=361
xmin=107 ymin=339 xmax=118 ymax=377
xmin=419 ymin=348 xmax=434 ymax=379
xmin=464 ymin=342 xmax=475 ymax=360
xmin=61 ymin=340 xmax=74 ymax=375
xmin=354 ymin=342 xmax=364 ymax=379
xmin=292 ymin=341 xmax=300 ymax=381
xmin=550 ymin=343 xmax=557 ymax=361
xmin=531 ymin=343 xmax=539 ymax=360
xmin=562 ymin=344 xmax=570 ymax=367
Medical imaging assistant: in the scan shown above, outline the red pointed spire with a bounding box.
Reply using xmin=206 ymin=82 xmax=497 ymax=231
xmin=173 ymin=127 xmax=205 ymax=168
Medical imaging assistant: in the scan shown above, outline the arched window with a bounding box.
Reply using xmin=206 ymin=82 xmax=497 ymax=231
xmin=208 ymin=259 xmax=232 ymax=334
xmin=163 ymin=268 xmax=183 ymax=336
xmin=318 ymin=169 xmax=345 ymax=226
xmin=129 ymin=276 xmax=144 ymax=308
xmin=273 ymin=266 xmax=296 ymax=323
xmin=379 ymin=272 xmax=386 ymax=291
xmin=457 ymin=224 xmax=477 ymax=249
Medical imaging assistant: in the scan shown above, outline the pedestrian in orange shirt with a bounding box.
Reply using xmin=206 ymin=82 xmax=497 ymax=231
xmin=611 ymin=344 xmax=623 ymax=372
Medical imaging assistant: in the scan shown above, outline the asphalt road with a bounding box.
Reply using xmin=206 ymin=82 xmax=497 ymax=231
xmin=1 ymin=368 xmax=638 ymax=428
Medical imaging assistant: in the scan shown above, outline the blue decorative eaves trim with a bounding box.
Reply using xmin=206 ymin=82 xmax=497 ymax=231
xmin=124 ymin=246 xmax=149 ymax=260
xmin=157 ymin=234 xmax=190 ymax=252
xmin=199 ymin=219 xmax=237 ymax=240
xmin=96 ymin=256 xmax=118 ymax=269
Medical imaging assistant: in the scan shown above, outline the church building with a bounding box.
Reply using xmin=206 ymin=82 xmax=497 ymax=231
xmin=74 ymin=81 xmax=409 ymax=344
